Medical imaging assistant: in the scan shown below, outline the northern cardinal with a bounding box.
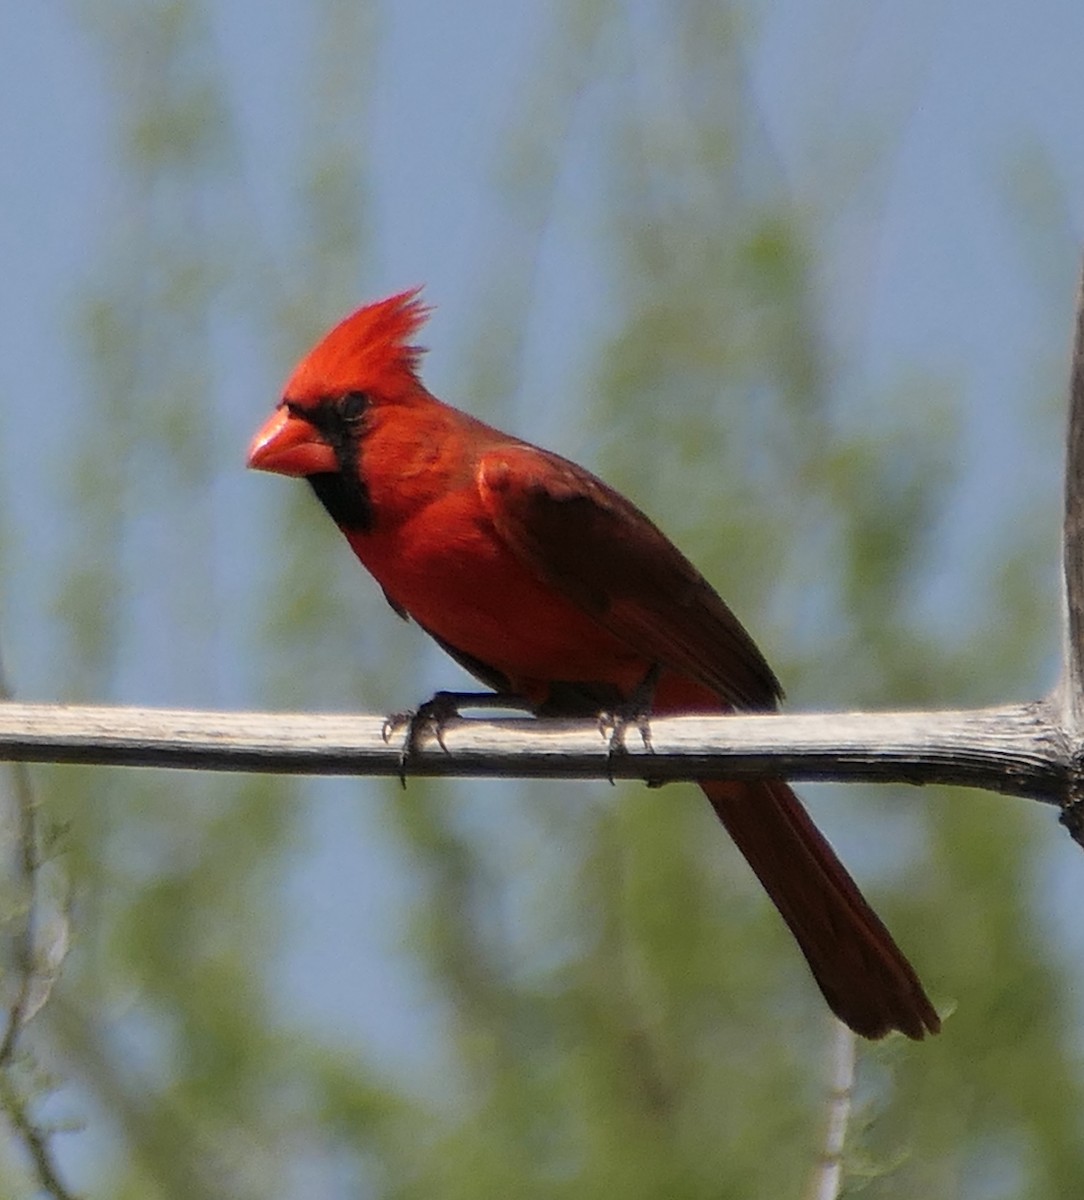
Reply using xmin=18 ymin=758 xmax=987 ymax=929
xmin=247 ymin=290 xmax=938 ymax=1040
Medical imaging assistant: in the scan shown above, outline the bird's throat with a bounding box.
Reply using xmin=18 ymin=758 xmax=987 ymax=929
xmin=307 ymin=470 xmax=374 ymax=532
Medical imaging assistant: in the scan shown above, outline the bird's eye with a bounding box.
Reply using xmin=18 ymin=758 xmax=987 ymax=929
xmin=340 ymin=391 xmax=369 ymax=421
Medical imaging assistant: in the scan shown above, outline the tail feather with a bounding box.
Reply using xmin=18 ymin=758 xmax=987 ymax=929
xmin=703 ymin=778 xmax=939 ymax=1040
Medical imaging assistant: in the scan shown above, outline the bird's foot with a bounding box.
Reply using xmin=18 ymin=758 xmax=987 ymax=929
xmin=382 ymin=692 xmax=464 ymax=786
xmin=598 ymin=665 xmax=660 ymax=784
xmin=383 ymin=690 xmax=533 ymax=786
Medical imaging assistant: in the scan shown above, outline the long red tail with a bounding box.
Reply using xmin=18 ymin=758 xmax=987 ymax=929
xmin=703 ymin=778 xmax=939 ymax=1039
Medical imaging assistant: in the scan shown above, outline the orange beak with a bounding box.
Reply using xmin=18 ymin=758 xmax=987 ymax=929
xmin=246 ymin=406 xmax=338 ymax=476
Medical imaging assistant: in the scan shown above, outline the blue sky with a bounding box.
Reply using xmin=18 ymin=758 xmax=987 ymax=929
xmin=3 ymin=0 xmax=1084 ymax=1183
xmin=7 ymin=0 xmax=1078 ymax=668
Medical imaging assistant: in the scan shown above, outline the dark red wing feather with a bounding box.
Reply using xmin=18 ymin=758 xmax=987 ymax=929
xmin=478 ymin=443 xmax=782 ymax=712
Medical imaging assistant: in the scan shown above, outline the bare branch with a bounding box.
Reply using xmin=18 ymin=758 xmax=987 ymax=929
xmin=0 ymin=655 xmax=76 ymax=1200
xmin=805 ymin=1022 xmax=857 ymax=1200
xmin=1061 ymin=258 xmax=1084 ymax=724
xmin=0 ymin=1071 xmax=79 ymax=1200
xmin=0 ymin=698 xmax=1066 ymax=803
xmin=1053 ymin=257 xmax=1084 ymax=848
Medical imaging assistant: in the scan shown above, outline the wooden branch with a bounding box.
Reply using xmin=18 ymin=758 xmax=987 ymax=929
xmin=805 ymin=1023 xmax=856 ymax=1200
xmin=1056 ymin=257 xmax=1084 ymax=844
xmin=0 ymin=699 xmax=1066 ymax=803
xmin=0 ymin=655 xmax=75 ymax=1200
xmin=1 ymin=261 xmax=1082 ymax=832
xmin=1061 ymin=255 xmax=1084 ymax=726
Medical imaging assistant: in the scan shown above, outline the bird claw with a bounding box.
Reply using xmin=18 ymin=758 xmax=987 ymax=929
xmin=383 ymin=692 xmax=460 ymax=786
xmin=598 ymin=706 xmax=654 ymax=785
xmin=597 ymin=664 xmax=659 ymax=784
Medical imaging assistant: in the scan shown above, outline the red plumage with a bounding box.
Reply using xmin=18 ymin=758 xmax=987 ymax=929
xmin=248 ymin=292 xmax=939 ymax=1040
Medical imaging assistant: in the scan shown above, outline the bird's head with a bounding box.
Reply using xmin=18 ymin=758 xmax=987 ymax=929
xmin=246 ymin=288 xmax=430 ymax=479
xmin=247 ymin=288 xmax=430 ymax=530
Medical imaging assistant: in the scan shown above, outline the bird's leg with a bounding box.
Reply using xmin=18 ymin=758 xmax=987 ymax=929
xmin=598 ymin=663 xmax=660 ymax=783
xmin=383 ymin=691 xmax=534 ymax=785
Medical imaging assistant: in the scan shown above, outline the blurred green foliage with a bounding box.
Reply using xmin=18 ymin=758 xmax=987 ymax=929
xmin=0 ymin=1 xmax=1079 ymax=1197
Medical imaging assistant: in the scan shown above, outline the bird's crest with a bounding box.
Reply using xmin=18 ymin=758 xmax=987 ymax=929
xmin=284 ymin=288 xmax=431 ymax=402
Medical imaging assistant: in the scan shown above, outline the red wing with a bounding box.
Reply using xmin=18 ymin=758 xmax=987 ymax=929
xmin=477 ymin=443 xmax=782 ymax=712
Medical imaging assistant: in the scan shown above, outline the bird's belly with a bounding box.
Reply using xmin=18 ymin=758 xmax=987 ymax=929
xmin=344 ymin=504 xmax=647 ymax=699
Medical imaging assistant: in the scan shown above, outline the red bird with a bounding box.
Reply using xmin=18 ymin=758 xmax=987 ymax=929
xmin=247 ymin=290 xmax=938 ymax=1040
